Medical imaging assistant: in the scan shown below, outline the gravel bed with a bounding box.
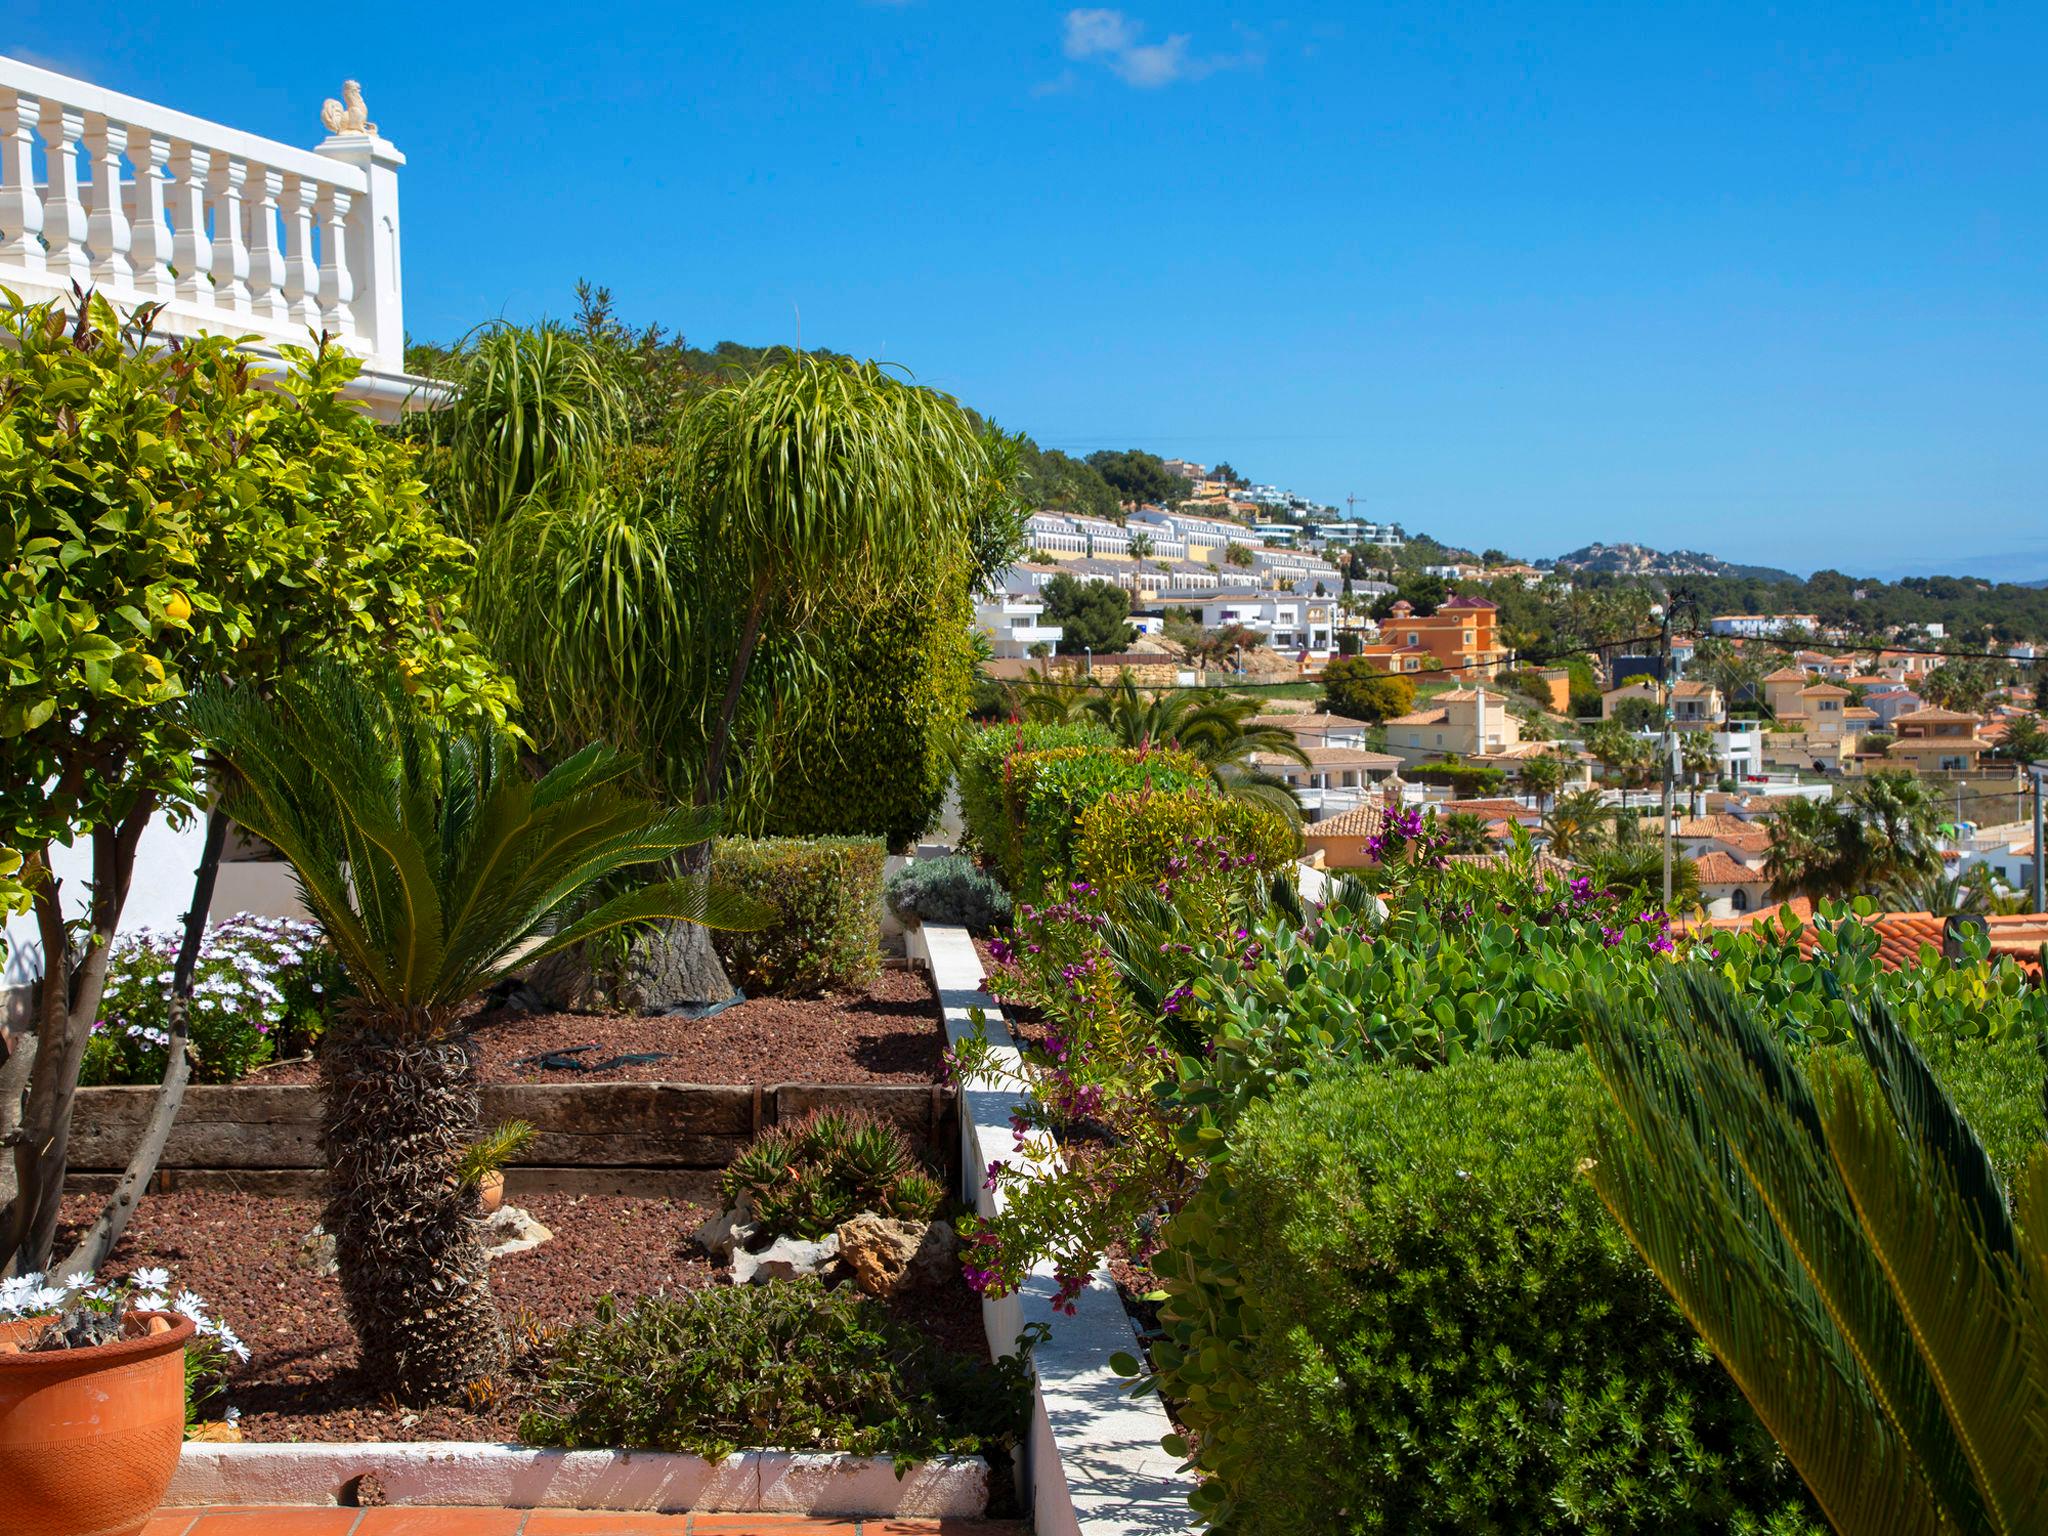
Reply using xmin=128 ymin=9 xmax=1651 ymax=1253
xmin=259 ymin=967 xmax=945 ymax=1087
xmin=54 ymin=1187 xmax=989 ymax=1444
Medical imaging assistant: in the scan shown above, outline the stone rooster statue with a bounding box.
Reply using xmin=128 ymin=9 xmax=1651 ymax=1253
xmin=319 ymin=80 xmax=377 ymax=136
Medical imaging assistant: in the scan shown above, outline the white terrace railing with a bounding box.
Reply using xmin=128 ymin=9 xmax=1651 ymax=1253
xmin=0 ymin=56 xmax=426 ymax=416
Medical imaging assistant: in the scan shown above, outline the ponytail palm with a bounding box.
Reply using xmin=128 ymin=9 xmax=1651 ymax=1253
xmin=193 ymin=670 xmax=750 ymax=1401
xmin=1581 ymin=968 xmax=2048 ymax=1535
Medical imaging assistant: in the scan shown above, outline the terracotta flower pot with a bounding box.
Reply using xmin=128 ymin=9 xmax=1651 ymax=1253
xmin=478 ymin=1170 xmax=506 ymax=1215
xmin=0 ymin=1310 xmax=195 ymax=1536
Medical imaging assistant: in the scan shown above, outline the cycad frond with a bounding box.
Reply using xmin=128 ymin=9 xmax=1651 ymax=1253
xmin=1581 ymin=966 xmax=2048 ymax=1535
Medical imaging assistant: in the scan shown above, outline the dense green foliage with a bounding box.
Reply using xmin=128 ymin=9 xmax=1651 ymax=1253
xmin=762 ymin=560 xmax=977 ymax=850
xmin=721 ymin=1109 xmax=943 ymax=1241
xmin=1403 ymin=757 xmax=1508 ymax=796
xmin=1155 ymin=1049 xmax=1822 ymax=1534
xmin=710 ymin=836 xmax=885 ymax=995
xmin=1042 ymin=572 xmax=1137 ymax=654
xmin=1072 ymin=789 xmax=1297 ymax=892
xmin=1085 ymin=447 xmax=1184 ymax=507
xmin=80 ymin=916 xmax=341 ymax=1086
xmin=963 ymin=744 xmax=1212 ymax=895
xmin=1017 ymin=438 xmax=1122 ymax=519
xmin=1318 ymin=655 xmax=1417 ymax=723
xmin=885 ymin=854 xmax=1014 ymax=934
xmin=520 ymin=1279 xmax=1032 ymax=1464
xmin=956 ymin=721 xmax=1112 ymax=865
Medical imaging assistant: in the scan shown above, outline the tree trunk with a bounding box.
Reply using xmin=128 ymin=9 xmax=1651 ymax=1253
xmin=620 ymin=840 xmax=735 ymax=1014
xmin=59 ymin=807 xmax=228 ymax=1279
xmin=323 ymin=1017 xmax=504 ymax=1402
xmin=5 ymin=806 xmax=150 ymax=1276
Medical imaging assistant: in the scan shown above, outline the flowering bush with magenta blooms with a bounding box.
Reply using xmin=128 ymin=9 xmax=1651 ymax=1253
xmin=79 ymin=913 xmax=343 ymax=1086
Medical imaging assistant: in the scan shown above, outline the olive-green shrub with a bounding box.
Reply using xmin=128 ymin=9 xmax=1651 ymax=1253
xmin=959 ymin=738 xmax=1210 ymax=895
xmin=955 ymin=720 xmax=1110 ymax=864
xmin=519 ymin=1277 xmax=1031 ymax=1462
xmin=1072 ymin=788 xmax=1296 ymax=893
xmin=764 ymin=569 xmax=977 ymax=852
xmin=710 ymin=835 xmax=884 ymax=996
xmin=884 ymin=853 xmax=1013 ymax=933
xmin=1155 ymin=1048 xmax=1824 ymax=1535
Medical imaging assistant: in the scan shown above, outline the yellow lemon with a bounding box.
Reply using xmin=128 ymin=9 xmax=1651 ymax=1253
xmin=163 ymin=591 xmax=192 ymax=623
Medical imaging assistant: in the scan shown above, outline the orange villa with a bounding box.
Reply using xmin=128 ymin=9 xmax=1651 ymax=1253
xmin=1359 ymin=596 xmax=1506 ymax=680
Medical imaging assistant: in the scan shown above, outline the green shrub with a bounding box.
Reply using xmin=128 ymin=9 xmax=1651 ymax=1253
xmin=956 ymin=720 xmax=1110 ymax=863
xmin=710 ymin=836 xmax=884 ymax=996
xmin=964 ymin=740 xmax=1210 ymax=895
xmin=1404 ymin=755 xmax=1507 ymax=796
xmin=1072 ymin=788 xmax=1296 ymax=893
xmin=763 ymin=565 xmax=977 ymax=852
xmin=884 ymin=854 xmax=1013 ymax=933
xmin=721 ymin=1108 xmax=943 ymax=1240
xmin=519 ymin=1277 xmax=1032 ymax=1462
xmin=79 ymin=914 xmax=342 ymax=1085
xmin=1319 ymin=655 xmax=1416 ymax=723
xmin=1156 ymin=1048 xmax=1823 ymax=1534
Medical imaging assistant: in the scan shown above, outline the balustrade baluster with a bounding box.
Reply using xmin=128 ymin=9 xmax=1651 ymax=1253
xmin=246 ymin=166 xmax=286 ymax=320
xmin=84 ymin=115 xmax=132 ymax=287
xmin=316 ymin=182 xmax=355 ymax=334
xmin=281 ymin=174 xmax=320 ymax=330
xmin=167 ymin=143 xmax=211 ymax=304
xmin=126 ymin=129 xmax=171 ymax=297
xmin=0 ymin=88 xmax=43 ymax=273
xmin=207 ymin=154 xmax=250 ymax=308
xmin=36 ymin=102 xmax=88 ymax=283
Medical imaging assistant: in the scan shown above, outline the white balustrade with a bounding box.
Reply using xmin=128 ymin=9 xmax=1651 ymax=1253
xmin=0 ymin=54 xmax=412 ymax=384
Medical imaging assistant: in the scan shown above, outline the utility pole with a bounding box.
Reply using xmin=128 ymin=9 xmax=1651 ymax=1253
xmin=2032 ymin=762 xmax=2045 ymax=914
xmin=1661 ymin=607 xmax=1676 ymax=911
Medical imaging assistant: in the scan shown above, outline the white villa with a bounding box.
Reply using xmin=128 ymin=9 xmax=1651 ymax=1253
xmin=1 ymin=55 xmax=439 ymax=998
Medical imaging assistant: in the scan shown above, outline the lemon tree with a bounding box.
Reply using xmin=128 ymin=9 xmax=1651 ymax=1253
xmin=0 ymin=292 xmax=510 ymax=1273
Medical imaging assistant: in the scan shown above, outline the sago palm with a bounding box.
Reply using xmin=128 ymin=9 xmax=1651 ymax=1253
xmin=192 ymin=669 xmax=753 ymax=1401
xmin=1581 ymin=967 xmax=2048 ymax=1535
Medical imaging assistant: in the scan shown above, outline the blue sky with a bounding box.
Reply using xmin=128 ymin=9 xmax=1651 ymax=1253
xmin=13 ymin=3 xmax=2048 ymax=579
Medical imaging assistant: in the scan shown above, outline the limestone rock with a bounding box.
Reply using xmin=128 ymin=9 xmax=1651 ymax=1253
xmin=835 ymin=1215 xmax=958 ymax=1297
xmin=296 ymin=1225 xmax=338 ymax=1279
xmin=694 ymin=1207 xmax=762 ymax=1262
xmin=731 ymin=1232 xmax=839 ymax=1286
xmin=481 ymin=1204 xmax=552 ymax=1260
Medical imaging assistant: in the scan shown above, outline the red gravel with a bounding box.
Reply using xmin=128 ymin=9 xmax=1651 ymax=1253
xmin=56 ymin=1186 xmax=990 ymax=1444
xmin=260 ymin=967 xmax=945 ymax=1087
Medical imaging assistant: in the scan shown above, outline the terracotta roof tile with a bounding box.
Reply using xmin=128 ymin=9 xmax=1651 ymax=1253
xmin=1692 ymin=851 xmax=1770 ymax=885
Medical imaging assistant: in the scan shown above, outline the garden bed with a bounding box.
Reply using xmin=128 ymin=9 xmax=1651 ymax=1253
xmin=54 ymin=1188 xmax=990 ymax=1446
xmin=261 ymin=965 xmax=946 ymax=1088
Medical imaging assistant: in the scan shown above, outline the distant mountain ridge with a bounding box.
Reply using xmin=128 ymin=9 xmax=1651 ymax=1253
xmin=1549 ymin=542 xmax=1800 ymax=584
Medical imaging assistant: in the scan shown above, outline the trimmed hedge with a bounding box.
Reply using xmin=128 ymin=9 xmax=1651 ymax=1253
xmin=1073 ymin=788 xmax=1296 ymax=893
xmin=1405 ymin=755 xmax=1507 ymax=796
xmin=710 ymin=835 xmax=884 ymax=996
xmin=956 ymin=720 xmax=1110 ymax=863
xmin=1156 ymin=1048 xmax=1822 ymax=1535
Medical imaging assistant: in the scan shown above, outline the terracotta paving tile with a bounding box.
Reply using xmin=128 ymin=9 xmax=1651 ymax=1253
xmin=864 ymin=1523 xmax=1027 ymax=1535
xmin=687 ymin=1519 xmax=861 ymax=1535
xmin=522 ymin=1514 xmax=694 ymax=1535
xmin=186 ymin=1511 xmax=362 ymax=1536
xmin=355 ymin=1510 xmax=527 ymax=1535
xmin=142 ymin=1516 xmax=202 ymax=1536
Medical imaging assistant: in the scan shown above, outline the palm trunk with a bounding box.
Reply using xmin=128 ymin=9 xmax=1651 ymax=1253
xmin=323 ymin=1015 xmax=503 ymax=1402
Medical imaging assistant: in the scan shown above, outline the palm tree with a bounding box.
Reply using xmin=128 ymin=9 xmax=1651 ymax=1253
xmin=1581 ymin=968 xmax=2048 ymax=1535
xmin=1517 ymin=753 xmax=1566 ymax=816
xmin=1435 ymin=811 xmax=1494 ymax=856
xmin=1581 ymin=813 xmax=1701 ymax=909
xmin=1884 ymin=864 xmax=2024 ymax=917
xmin=1541 ymin=788 xmax=1611 ymax=859
xmin=1763 ymin=794 xmax=1858 ymax=902
xmin=194 ymin=670 xmax=751 ymax=1401
xmin=1081 ymin=678 xmax=1312 ymax=821
xmin=1844 ymin=771 xmax=1943 ymax=892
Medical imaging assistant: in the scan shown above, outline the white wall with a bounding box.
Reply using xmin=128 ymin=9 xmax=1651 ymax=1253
xmin=3 ymin=808 xmax=210 ymax=989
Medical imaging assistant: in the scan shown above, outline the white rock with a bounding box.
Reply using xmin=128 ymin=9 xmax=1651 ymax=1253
xmin=731 ymin=1233 xmax=839 ymax=1285
xmin=481 ymin=1205 xmax=552 ymax=1260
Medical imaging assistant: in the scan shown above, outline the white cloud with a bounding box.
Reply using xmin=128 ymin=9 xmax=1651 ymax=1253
xmin=1063 ymin=9 xmax=1143 ymax=60
xmin=1052 ymin=10 xmax=1257 ymax=90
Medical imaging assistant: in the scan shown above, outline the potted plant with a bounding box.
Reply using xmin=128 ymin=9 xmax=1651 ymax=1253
xmin=0 ymin=1267 xmax=245 ymax=1536
xmin=460 ymin=1120 xmax=538 ymax=1217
